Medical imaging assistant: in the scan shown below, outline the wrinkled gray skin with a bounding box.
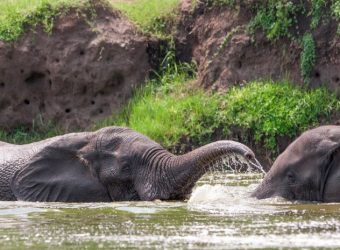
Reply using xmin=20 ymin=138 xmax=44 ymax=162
xmin=253 ymin=125 xmax=340 ymax=202
xmin=0 ymin=126 xmax=261 ymax=202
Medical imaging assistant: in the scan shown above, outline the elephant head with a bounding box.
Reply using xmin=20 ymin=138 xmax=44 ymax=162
xmin=253 ymin=126 xmax=340 ymax=202
xmin=11 ymin=126 xmax=262 ymax=202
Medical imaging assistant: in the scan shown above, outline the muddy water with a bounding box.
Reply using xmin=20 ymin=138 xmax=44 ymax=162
xmin=1 ymin=172 xmax=340 ymax=249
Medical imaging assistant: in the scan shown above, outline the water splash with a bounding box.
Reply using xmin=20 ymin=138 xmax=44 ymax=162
xmin=207 ymin=153 xmax=266 ymax=175
xmin=1 ymin=173 xmax=340 ymax=249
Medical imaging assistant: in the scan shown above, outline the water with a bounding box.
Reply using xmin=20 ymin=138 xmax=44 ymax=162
xmin=1 ymin=172 xmax=340 ymax=249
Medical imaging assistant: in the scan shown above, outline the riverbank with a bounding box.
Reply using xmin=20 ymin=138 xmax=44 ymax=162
xmin=0 ymin=0 xmax=339 ymax=168
xmin=1 ymin=55 xmax=338 ymax=168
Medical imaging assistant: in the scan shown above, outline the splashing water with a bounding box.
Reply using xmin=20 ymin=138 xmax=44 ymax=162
xmin=1 ymin=171 xmax=340 ymax=248
xmin=207 ymin=153 xmax=266 ymax=175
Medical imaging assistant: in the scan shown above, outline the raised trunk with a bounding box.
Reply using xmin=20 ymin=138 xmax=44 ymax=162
xmin=168 ymin=140 xmax=256 ymax=197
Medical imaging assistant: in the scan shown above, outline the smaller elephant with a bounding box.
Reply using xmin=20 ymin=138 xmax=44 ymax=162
xmin=253 ymin=125 xmax=340 ymax=202
xmin=0 ymin=126 xmax=262 ymax=202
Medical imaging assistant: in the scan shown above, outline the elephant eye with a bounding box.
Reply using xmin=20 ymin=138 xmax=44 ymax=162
xmin=287 ymin=171 xmax=296 ymax=184
xmin=245 ymin=152 xmax=253 ymax=160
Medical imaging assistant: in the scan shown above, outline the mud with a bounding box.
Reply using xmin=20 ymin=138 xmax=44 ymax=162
xmin=0 ymin=5 xmax=151 ymax=130
xmin=176 ymin=1 xmax=340 ymax=95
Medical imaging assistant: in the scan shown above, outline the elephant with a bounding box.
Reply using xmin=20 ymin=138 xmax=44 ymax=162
xmin=253 ymin=125 xmax=340 ymax=202
xmin=0 ymin=126 xmax=262 ymax=202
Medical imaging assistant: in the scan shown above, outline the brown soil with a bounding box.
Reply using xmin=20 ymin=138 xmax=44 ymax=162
xmin=175 ymin=1 xmax=340 ymax=170
xmin=0 ymin=0 xmax=338 ymax=169
xmin=176 ymin=1 xmax=340 ymax=96
xmin=0 ymin=5 xmax=152 ymax=130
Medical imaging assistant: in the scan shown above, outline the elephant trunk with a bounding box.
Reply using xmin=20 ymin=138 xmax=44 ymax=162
xmin=168 ymin=141 xmax=261 ymax=196
xmin=251 ymin=174 xmax=276 ymax=199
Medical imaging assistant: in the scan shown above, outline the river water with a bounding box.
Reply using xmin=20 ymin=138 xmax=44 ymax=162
xmin=1 ymin=172 xmax=340 ymax=249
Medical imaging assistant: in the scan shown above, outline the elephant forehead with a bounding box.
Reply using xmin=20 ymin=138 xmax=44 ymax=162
xmin=287 ymin=131 xmax=332 ymax=157
xmin=273 ymin=145 xmax=319 ymax=173
xmin=297 ymin=126 xmax=340 ymax=150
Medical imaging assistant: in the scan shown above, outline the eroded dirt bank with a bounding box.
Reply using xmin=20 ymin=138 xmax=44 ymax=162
xmin=175 ymin=0 xmax=339 ymax=168
xmin=176 ymin=0 xmax=340 ymax=95
xmin=0 ymin=1 xmax=339 ymax=168
xmin=0 ymin=5 xmax=152 ymax=130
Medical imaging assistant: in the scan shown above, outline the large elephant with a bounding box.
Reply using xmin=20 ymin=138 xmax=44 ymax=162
xmin=253 ymin=125 xmax=340 ymax=202
xmin=0 ymin=126 xmax=262 ymax=202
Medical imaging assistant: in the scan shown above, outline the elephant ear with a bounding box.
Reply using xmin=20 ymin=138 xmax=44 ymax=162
xmin=11 ymin=144 xmax=111 ymax=202
xmin=314 ymin=126 xmax=340 ymax=154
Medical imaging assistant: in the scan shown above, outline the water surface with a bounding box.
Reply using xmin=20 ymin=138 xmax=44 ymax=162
xmin=1 ymin=172 xmax=340 ymax=249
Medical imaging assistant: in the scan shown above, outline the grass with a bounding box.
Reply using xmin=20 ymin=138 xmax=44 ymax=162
xmin=0 ymin=0 xmax=181 ymax=41
xmin=0 ymin=119 xmax=62 ymax=144
xmin=111 ymin=0 xmax=180 ymax=37
xmin=0 ymin=0 xmax=338 ymax=152
xmin=2 ymin=58 xmax=338 ymax=152
xmin=0 ymin=0 xmax=97 ymax=41
xmin=96 ymin=58 xmax=339 ymax=152
xmin=97 ymin=54 xmax=220 ymax=148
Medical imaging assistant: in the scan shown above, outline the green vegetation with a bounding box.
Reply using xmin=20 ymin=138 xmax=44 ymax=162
xmin=310 ymin=0 xmax=327 ymax=29
xmin=111 ymin=0 xmax=180 ymax=38
xmin=0 ymin=119 xmax=61 ymax=144
xmin=332 ymin=0 xmax=340 ymax=33
xmin=204 ymin=0 xmax=340 ymax=84
xmin=249 ymin=0 xmax=298 ymax=40
xmin=221 ymin=81 xmax=339 ymax=150
xmin=300 ymin=33 xmax=316 ymax=84
xmin=0 ymin=0 xmax=339 ymax=154
xmin=0 ymin=0 xmax=181 ymax=41
xmin=1 ymin=56 xmax=338 ymax=151
xmin=248 ymin=0 xmax=335 ymax=40
xmin=97 ymin=53 xmax=221 ymax=148
xmin=207 ymin=0 xmax=236 ymax=7
xmin=98 ymin=58 xmax=339 ymax=151
xmin=0 ymin=0 xmax=98 ymax=41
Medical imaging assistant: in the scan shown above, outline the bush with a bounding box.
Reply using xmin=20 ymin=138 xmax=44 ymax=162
xmin=220 ymin=81 xmax=339 ymax=150
xmin=248 ymin=0 xmax=298 ymax=40
xmin=98 ymin=62 xmax=339 ymax=152
xmin=300 ymin=33 xmax=316 ymax=83
xmin=310 ymin=0 xmax=327 ymax=29
xmin=332 ymin=0 xmax=340 ymax=33
xmin=247 ymin=0 xmax=339 ymax=84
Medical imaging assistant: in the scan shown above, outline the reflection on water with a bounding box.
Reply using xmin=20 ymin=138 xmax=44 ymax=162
xmin=1 ymin=172 xmax=340 ymax=249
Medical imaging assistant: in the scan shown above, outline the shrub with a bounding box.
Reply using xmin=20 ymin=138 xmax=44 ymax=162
xmin=248 ymin=0 xmax=298 ymax=40
xmin=98 ymin=68 xmax=339 ymax=153
xmin=220 ymin=81 xmax=339 ymax=150
xmin=310 ymin=0 xmax=327 ymax=29
xmin=331 ymin=0 xmax=340 ymax=33
xmin=247 ymin=0 xmax=337 ymax=84
xmin=300 ymin=33 xmax=316 ymax=83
